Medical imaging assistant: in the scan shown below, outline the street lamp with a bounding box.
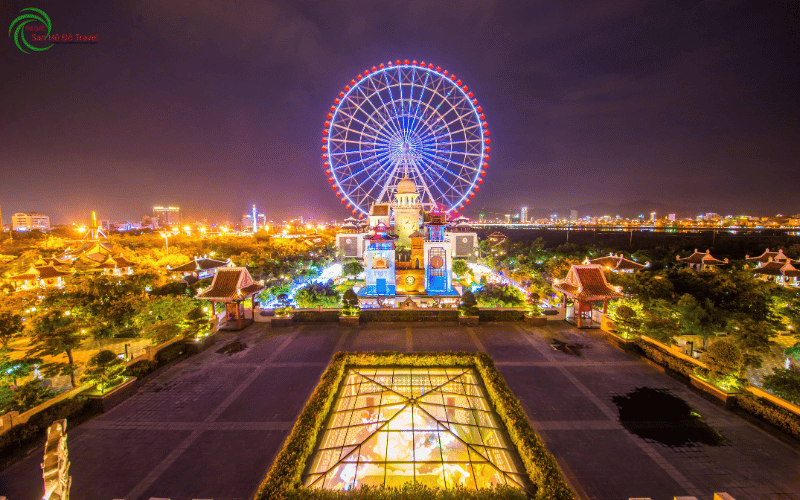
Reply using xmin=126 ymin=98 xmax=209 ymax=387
xmin=160 ymin=232 xmax=171 ymax=251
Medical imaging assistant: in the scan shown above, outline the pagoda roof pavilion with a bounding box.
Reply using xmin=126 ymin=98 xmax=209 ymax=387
xmin=752 ymin=260 xmax=800 ymax=279
xmin=676 ymin=249 xmax=728 ymax=269
xmin=584 ymin=253 xmax=648 ymax=273
xmin=553 ymin=265 xmax=622 ymax=301
xmin=196 ymin=267 xmax=265 ymax=303
xmin=168 ymin=256 xmax=231 ymax=273
xmin=746 ymin=248 xmax=793 ymax=264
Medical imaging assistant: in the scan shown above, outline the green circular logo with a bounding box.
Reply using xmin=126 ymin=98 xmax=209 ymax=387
xmin=9 ymin=7 xmax=53 ymax=54
xmin=405 ymin=275 xmax=415 ymax=286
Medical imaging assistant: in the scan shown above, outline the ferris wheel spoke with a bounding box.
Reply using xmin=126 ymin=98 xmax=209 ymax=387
xmin=407 ymin=157 xmax=439 ymax=206
xmin=381 ymin=70 xmax=407 ymax=139
xmin=419 ymin=151 xmax=475 ymax=185
xmin=354 ymin=82 xmax=404 ymax=140
xmin=345 ymin=152 xmax=395 ymax=202
xmin=332 ymin=110 xmax=394 ymax=145
xmin=372 ymin=154 xmax=404 ymax=205
xmin=405 ymin=68 xmax=429 ymax=136
xmin=412 ymin=157 xmax=458 ymax=206
xmin=335 ymin=150 xmax=394 ymax=182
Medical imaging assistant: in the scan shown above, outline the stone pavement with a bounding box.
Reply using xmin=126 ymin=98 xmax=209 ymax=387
xmin=1 ymin=322 xmax=799 ymax=500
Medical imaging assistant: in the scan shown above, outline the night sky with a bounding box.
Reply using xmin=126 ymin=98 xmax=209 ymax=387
xmin=1 ymin=1 xmax=798 ymax=224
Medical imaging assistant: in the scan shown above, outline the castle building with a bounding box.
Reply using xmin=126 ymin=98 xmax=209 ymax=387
xmin=342 ymin=177 xmax=465 ymax=307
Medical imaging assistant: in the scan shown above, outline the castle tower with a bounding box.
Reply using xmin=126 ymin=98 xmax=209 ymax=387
xmin=392 ymin=175 xmax=421 ymax=247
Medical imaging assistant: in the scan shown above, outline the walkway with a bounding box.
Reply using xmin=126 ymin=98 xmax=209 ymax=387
xmin=1 ymin=322 xmax=798 ymax=500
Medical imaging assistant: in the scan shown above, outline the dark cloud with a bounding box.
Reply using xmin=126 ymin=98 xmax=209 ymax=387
xmin=0 ymin=0 xmax=798 ymax=224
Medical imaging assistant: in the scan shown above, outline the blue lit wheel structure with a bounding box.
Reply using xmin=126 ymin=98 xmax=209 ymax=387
xmin=322 ymin=59 xmax=490 ymax=218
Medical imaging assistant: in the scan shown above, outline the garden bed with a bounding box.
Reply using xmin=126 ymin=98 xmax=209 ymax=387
xmin=85 ymin=377 xmax=138 ymax=413
xmin=254 ymin=351 xmax=575 ymax=500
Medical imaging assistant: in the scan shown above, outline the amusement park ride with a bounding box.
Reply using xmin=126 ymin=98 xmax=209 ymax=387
xmin=328 ymin=60 xmax=486 ymax=306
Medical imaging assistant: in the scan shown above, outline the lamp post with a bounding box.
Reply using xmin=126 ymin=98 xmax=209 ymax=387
xmin=161 ymin=232 xmax=170 ymax=251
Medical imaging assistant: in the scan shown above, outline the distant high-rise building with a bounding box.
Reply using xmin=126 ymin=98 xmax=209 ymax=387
xmin=650 ymin=212 xmax=656 ymax=221
xmin=12 ymin=212 xmax=50 ymax=231
xmin=504 ymin=214 xmax=511 ymax=224
xmin=569 ymin=210 xmax=578 ymax=222
xmin=705 ymin=212 xmax=720 ymax=220
xmin=520 ymin=206 xmax=528 ymax=223
xmin=153 ymin=206 xmax=180 ymax=228
xmin=668 ymin=213 xmax=677 ymax=222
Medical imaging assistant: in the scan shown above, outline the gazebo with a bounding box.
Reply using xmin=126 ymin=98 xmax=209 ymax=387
xmin=676 ymin=249 xmax=728 ymax=271
xmin=584 ymin=253 xmax=649 ymax=273
xmin=196 ymin=267 xmax=264 ymax=331
xmin=553 ymin=264 xmax=622 ymax=328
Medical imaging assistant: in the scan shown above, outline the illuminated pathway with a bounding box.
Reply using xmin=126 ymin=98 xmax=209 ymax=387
xmin=1 ymin=322 xmax=799 ymax=500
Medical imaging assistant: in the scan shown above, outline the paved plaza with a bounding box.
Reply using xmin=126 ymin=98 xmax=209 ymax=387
xmin=2 ymin=321 xmax=799 ymax=500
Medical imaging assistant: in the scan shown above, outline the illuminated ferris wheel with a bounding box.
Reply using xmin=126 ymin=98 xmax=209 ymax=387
xmin=322 ymin=59 xmax=490 ymax=218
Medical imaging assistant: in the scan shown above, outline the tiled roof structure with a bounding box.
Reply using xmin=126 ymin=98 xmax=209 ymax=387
xmin=746 ymin=248 xmax=793 ymax=264
xmin=553 ymin=265 xmax=622 ymax=300
xmin=753 ymin=260 xmax=800 ymax=278
xmin=585 ymin=253 xmax=648 ymax=272
xmin=370 ymin=204 xmax=390 ymax=216
xmin=196 ymin=267 xmax=264 ymax=302
xmin=7 ymin=265 xmax=72 ymax=281
xmin=676 ymin=249 xmax=728 ymax=266
xmin=169 ymin=257 xmax=231 ymax=273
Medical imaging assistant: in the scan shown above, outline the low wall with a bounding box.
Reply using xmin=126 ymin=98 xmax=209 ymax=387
xmin=748 ymin=386 xmax=800 ymax=419
xmin=0 ymin=383 xmax=92 ymax=435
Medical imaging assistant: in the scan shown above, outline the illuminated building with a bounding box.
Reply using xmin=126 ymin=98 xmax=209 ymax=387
xmin=5 ymin=265 xmax=71 ymax=290
xmin=168 ymin=255 xmax=233 ymax=285
xmin=153 ymin=206 xmax=180 ymax=228
xmin=12 ymin=212 xmax=50 ymax=231
xmin=520 ymin=206 xmax=528 ymax=223
xmin=196 ymin=267 xmax=265 ymax=331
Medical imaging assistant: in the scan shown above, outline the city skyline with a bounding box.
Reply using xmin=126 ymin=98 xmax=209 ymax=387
xmin=1 ymin=1 xmax=798 ymax=223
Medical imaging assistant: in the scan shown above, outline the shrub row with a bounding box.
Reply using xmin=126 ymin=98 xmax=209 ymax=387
xmin=285 ymin=483 xmax=526 ymax=500
xmin=254 ymin=352 xmax=575 ymax=500
xmin=736 ymin=394 xmax=800 ymax=440
xmin=359 ymin=309 xmax=460 ymax=322
xmin=0 ymin=395 xmax=92 ymax=465
xmin=633 ymin=339 xmax=695 ymax=378
xmin=294 ymin=310 xmax=341 ymax=323
xmin=477 ymin=309 xmax=525 ymax=322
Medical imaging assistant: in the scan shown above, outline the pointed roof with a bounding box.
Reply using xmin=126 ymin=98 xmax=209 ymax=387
xmin=676 ymin=249 xmax=728 ymax=266
xmin=91 ymin=255 xmax=136 ymax=271
xmin=746 ymin=248 xmax=793 ymax=264
xmin=168 ymin=256 xmax=231 ymax=273
xmin=553 ymin=265 xmax=622 ymax=300
xmin=585 ymin=253 xmax=648 ymax=272
xmin=7 ymin=265 xmax=72 ymax=281
xmin=196 ymin=267 xmax=264 ymax=302
xmin=753 ymin=260 xmax=800 ymax=277
xmin=409 ymin=230 xmax=424 ymax=239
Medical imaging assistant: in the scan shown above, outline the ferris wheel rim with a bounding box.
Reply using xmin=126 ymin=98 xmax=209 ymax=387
xmin=323 ymin=61 xmax=490 ymax=218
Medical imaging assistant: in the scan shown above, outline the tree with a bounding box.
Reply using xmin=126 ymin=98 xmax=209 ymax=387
xmin=700 ymin=339 xmax=744 ymax=389
xmin=27 ymin=309 xmax=85 ymax=387
xmin=81 ymin=350 xmax=125 ymax=394
xmin=341 ymin=288 xmax=360 ymax=316
xmin=640 ymin=300 xmax=681 ymax=343
xmin=342 ymin=260 xmax=364 ymax=279
xmin=182 ymin=306 xmax=210 ymax=340
xmin=5 ymin=378 xmax=58 ymax=413
xmin=0 ymin=311 xmax=24 ymax=349
xmin=451 ymin=259 xmax=469 ymax=279
xmin=294 ymin=282 xmax=340 ymax=309
xmin=459 ymin=291 xmax=480 ymax=317
xmin=728 ymin=318 xmax=775 ymax=372
xmin=611 ymin=303 xmax=641 ymax=339
xmin=762 ymin=368 xmax=800 ymax=405
xmin=525 ymin=292 xmax=542 ymax=317
xmin=0 ymin=348 xmax=39 ymax=385
xmin=474 ymin=284 xmax=525 ymax=308
xmin=678 ymin=294 xmax=724 ymax=349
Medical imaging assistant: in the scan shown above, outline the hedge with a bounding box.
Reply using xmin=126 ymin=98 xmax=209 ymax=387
xmin=633 ymin=339 xmax=695 ymax=378
xmin=285 ymin=483 xmax=526 ymax=499
xmin=294 ymin=310 xmax=341 ymax=323
xmin=736 ymin=394 xmax=800 ymax=440
xmin=0 ymin=395 xmax=92 ymax=465
xmin=477 ymin=309 xmax=525 ymax=322
xmin=254 ymin=352 xmax=575 ymax=500
xmin=359 ymin=310 xmax=460 ymax=322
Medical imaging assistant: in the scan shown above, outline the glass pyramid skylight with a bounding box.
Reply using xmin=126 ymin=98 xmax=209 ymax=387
xmin=303 ymin=367 xmax=528 ymax=491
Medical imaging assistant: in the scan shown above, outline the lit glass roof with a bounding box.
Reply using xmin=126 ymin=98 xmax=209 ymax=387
xmin=303 ymin=367 xmax=528 ymax=491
